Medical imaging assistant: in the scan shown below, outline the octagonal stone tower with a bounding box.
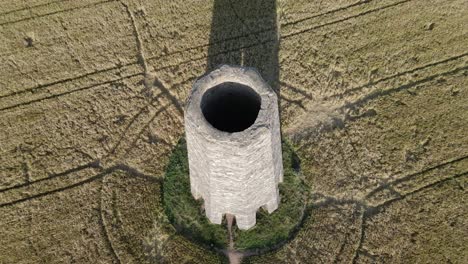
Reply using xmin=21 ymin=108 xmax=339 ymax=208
xmin=184 ymin=65 xmax=283 ymax=230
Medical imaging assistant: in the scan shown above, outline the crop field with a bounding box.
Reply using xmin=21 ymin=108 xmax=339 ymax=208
xmin=0 ymin=0 xmax=467 ymax=263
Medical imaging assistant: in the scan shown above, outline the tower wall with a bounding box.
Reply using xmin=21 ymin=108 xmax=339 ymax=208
xmin=184 ymin=65 xmax=283 ymax=230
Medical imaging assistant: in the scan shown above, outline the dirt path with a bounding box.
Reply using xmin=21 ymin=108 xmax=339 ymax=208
xmin=225 ymin=214 xmax=242 ymax=264
xmin=223 ymin=214 xmax=257 ymax=264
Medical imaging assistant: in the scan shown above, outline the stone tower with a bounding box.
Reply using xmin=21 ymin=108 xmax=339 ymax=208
xmin=184 ymin=65 xmax=283 ymax=230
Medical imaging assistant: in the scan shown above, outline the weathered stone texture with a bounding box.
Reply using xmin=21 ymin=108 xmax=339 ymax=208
xmin=185 ymin=65 xmax=283 ymax=230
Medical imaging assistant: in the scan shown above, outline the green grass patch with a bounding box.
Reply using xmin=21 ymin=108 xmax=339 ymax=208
xmin=163 ymin=137 xmax=307 ymax=251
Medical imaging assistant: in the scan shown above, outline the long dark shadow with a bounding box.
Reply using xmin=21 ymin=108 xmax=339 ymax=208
xmin=207 ymin=0 xmax=279 ymax=94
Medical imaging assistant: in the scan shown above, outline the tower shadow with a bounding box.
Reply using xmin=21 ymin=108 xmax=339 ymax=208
xmin=207 ymin=0 xmax=279 ymax=94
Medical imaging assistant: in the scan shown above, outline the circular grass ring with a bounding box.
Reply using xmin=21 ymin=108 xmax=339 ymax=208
xmin=163 ymin=137 xmax=307 ymax=251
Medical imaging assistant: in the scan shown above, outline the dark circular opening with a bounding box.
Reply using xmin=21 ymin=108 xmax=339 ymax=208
xmin=201 ymin=82 xmax=261 ymax=133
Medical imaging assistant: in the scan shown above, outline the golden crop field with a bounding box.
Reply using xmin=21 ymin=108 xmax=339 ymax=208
xmin=1 ymin=0 xmax=467 ymax=263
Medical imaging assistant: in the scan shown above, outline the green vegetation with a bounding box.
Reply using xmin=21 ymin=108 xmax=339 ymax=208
xmin=163 ymin=137 xmax=307 ymax=251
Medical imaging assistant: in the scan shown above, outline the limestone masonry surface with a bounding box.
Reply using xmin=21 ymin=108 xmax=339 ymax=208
xmin=184 ymin=65 xmax=283 ymax=230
